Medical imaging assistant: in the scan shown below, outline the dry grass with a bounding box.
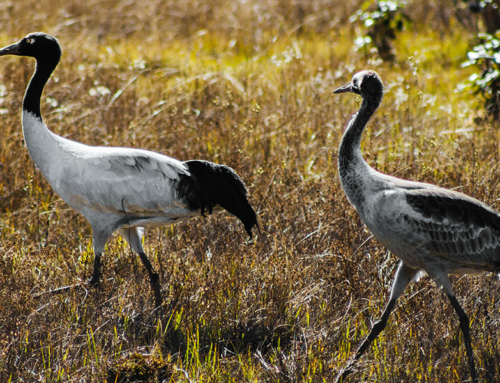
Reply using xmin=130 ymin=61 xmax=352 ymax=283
xmin=0 ymin=0 xmax=499 ymax=382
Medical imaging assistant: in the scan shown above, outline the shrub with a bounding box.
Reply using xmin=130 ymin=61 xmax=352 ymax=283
xmin=461 ymin=32 xmax=500 ymax=119
xmin=350 ymin=1 xmax=410 ymax=62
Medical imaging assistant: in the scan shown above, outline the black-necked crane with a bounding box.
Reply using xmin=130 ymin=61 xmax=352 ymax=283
xmin=334 ymin=70 xmax=500 ymax=382
xmin=0 ymin=33 xmax=258 ymax=308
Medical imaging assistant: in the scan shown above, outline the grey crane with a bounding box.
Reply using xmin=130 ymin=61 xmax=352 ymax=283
xmin=334 ymin=70 xmax=500 ymax=382
xmin=0 ymin=33 xmax=258 ymax=308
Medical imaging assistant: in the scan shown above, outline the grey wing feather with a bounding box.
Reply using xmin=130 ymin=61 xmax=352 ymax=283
xmin=404 ymin=187 xmax=500 ymax=270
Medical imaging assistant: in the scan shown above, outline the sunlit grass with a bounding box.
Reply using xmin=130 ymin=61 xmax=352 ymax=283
xmin=0 ymin=0 xmax=499 ymax=382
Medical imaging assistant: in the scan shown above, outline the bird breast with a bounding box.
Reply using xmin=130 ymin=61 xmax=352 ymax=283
xmin=363 ymin=189 xmax=433 ymax=268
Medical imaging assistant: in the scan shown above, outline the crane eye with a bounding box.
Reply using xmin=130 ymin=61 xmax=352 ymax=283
xmin=26 ymin=38 xmax=34 ymax=44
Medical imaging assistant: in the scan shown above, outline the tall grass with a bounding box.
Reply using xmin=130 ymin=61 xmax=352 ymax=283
xmin=0 ymin=0 xmax=499 ymax=382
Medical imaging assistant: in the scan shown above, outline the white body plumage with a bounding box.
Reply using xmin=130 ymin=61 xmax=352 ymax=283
xmin=23 ymin=111 xmax=196 ymax=231
xmin=1 ymin=32 xmax=258 ymax=307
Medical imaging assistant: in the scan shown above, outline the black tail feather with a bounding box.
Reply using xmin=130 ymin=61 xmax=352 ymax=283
xmin=177 ymin=160 xmax=258 ymax=238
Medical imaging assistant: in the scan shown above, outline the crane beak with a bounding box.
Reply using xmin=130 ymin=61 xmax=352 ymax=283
xmin=0 ymin=41 xmax=21 ymax=56
xmin=333 ymin=82 xmax=354 ymax=94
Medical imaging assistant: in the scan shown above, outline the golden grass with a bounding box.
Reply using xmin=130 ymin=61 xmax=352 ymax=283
xmin=0 ymin=0 xmax=499 ymax=382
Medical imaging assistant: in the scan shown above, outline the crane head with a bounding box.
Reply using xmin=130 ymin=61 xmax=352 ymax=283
xmin=0 ymin=32 xmax=61 ymax=62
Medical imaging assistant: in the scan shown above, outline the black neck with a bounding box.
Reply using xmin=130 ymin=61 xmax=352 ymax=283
xmin=23 ymin=55 xmax=60 ymax=118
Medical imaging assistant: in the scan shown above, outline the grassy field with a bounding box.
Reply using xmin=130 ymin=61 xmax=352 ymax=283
xmin=1 ymin=0 xmax=500 ymax=381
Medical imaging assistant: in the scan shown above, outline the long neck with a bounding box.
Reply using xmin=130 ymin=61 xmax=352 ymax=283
xmin=22 ymin=54 xmax=63 ymax=182
xmin=339 ymin=97 xmax=380 ymax=169
xmin=338 ymin=95 xmax=381 ymax=209
xmin=23 ymin=57 xmax=59 ymax=118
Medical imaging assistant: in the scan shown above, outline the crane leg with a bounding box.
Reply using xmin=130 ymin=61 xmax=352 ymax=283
xmin=87 ymin=252 xmax=102 ymax=286
xmin=335 ymin=261 xmax=418 ymax=382
xmin=430 ymin=271 xmax=478 ymax=383
xmin=118 ymin=227 xmax=162 ymax=308
xmin=138 ymin=251 xmax=162 ymax=308
xmin=87 ymin=229 xmax=113 ymax=286
xmin=354 ymin=298 xmax=396 ymax=360
xmin=447 ymin=294 xmax=477 ymax=383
